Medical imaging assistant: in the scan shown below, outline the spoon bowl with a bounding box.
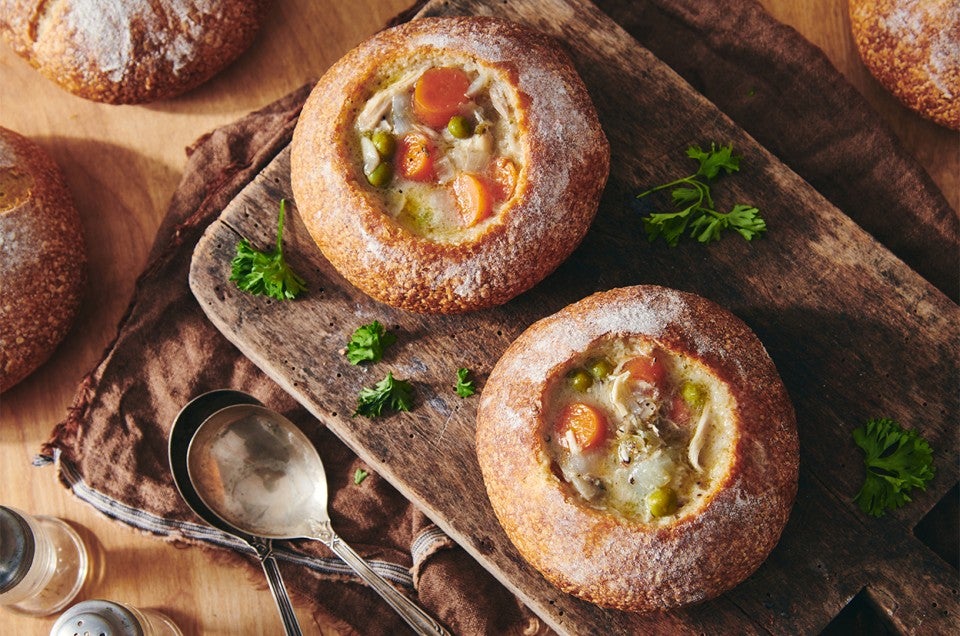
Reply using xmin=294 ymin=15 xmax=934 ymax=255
xmin=187 ymin=404 xmax=328 ymax=539
xmin=184 ymin=402 xmax=450 ymax=636
xmin=169 ymin=390 xmax=303 ymax=636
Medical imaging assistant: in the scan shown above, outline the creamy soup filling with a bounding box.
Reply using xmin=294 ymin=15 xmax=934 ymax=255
xmin=353 ymin=59 xmax=523 ymax=242
xmin=542 ymin=338 xmax=737 ymax=524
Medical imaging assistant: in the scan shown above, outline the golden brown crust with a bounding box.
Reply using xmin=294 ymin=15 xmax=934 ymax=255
xmin=0 ymin=0 xmax=264 ymax=104
xmin=848 ymin=0 xmax=959 ymax=130
xmin=290 ymin=16 xmax=610 ymax=314
xmin=476 ymin=285 xmax=799 ymax=612
xmin=0 ymin=127 xmax=86 ymax=392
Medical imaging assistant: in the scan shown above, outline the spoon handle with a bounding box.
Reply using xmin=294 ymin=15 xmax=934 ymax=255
xmin=320 ymin=525 xmax=450 ymax=636
xmin=254 ymin=540 xmax=303 ymax=636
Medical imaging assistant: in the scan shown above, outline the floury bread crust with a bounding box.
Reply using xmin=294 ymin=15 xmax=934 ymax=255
xmin=848 ymin=0 xmax=959 ymax=130
xmin=0 ymin=128 xmax=86 ymax=392
xmin=0 ymin=0 xmax=264 ymax=104
xmin=475 ymin=286 xmax=799 ymax=612
xmin=290 ymin=17 xmax=609 ymax=314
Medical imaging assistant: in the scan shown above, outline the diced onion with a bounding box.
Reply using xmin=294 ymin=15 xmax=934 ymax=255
xmin=391 ymin=93 xmax=413 ymax=135
xmin=360 ymin=136 xmax=380 ymax=174
xmin=687 ymin=404 xmax=710 ymax=472
xmin=627 ymin=451 xmax=673 ymax=494
xmin=569 ymin=474 xmax=600 ymax=500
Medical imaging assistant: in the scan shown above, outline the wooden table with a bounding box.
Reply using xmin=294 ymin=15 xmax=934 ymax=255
xmin=1 ymin=1 xmax=955 ymax=634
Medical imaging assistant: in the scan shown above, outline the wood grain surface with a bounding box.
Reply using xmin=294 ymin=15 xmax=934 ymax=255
xmin=189 ymin=0 xmax=958 ymax=633
xmin=1 ymin=0 xmax=956 ymax=634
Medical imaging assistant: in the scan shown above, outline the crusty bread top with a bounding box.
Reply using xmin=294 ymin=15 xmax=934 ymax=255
xmin=291 ymin=16 xmax=610 ymax=313
xmin=476 ymin=285 xmax=799 ymax=611
xmin=0 ymin=0 xmax=264 ymax=104
xmin=849 ymin=0 xmax=959 ymax=130
xmin=0 ymin=127 xmax=86 ymax=392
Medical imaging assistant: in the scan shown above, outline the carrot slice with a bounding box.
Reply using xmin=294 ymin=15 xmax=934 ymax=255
xmin=397 ymin=133 xmax=436 ymax=182
xmin=556 ymin=402 xmax=608 ymax=451
xmin=453 ymin=173 xmax=493 ymax=227
xmin=623 ymin=352 xmax=665 ymax=386
xmin=413 ymin=67 xmax=471 ymax=128
xmin=490 ymin=157 xmax=518 ymax=201
xmin=668 ymin=392 xmax=692 ymax=426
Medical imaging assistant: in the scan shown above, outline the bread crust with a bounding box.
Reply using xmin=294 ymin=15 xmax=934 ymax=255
xmin=848 ymin=0 xmax=959 ymax=130
xmin=0 ymin=127 xmax=86 ymax=392
xmin=0 ymin=0 xmax=264 ymax=104
xmin=476 ymin=285 xmax=799 ymax=612
xmin=290 ymin=16 xmax=609 ymax=314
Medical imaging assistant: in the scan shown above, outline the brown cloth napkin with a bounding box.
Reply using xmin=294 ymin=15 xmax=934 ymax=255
xmin=44 ymin=1 xmax=957 ymax=635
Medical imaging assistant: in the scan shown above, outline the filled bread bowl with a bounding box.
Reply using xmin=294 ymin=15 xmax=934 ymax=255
xmin=290 ymin=16 xmax=609 ymax=313
xmin=476 ymin=285 xmax=799 ymax=611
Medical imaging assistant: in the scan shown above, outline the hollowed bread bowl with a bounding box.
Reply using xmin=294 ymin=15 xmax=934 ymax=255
xmin=476 ymin=285 xmax=799 ymax=611
xmin=290 ymin=16 xmax=609 ymax=313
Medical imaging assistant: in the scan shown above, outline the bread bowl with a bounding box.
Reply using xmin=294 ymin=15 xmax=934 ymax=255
xmin=476 ymin=285 xmax=798 ymax=611
xmin=0 ymin=127 xmax=86 ymax=392
xmin=848 ymin=0 xmax=959 ymax=130
xmin=290 ymin=16 xmax=609 ymax=314
xmin=0 ymin=0 xmax=264 ymax=104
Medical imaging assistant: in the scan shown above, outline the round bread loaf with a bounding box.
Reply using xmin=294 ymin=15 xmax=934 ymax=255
xmin=0 ymin=128 xmax=86 ymax=392
xmin=848 ymin=0 xmax=959 ymax=130
xmin=476 ymin=285 xmax=799 ymax=612
xmin=290 ymin=16 xmax=609 ymax=314
xmin=0 ymin=0 xmax=264 ymax=104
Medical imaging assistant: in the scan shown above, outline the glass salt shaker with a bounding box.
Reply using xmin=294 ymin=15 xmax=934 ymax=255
xmin=0 ymin=506 xmax=89 ymax=616
xmin=51 ymin=599 xmax=183 ymax=636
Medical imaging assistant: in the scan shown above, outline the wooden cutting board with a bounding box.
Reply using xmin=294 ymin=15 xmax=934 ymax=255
xmin=189 ymin=0 xmax=959 ymax=632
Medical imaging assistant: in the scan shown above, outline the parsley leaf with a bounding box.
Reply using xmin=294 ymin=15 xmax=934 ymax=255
xmin=689 ymin=204 xmax=766 ymax=243
xmin=346 ymin=321 xmax=397 ymax=365
xmin=455 ymin=367 xmax=476 ymax=398
xmin=354 ymin=372 xmax=414 ymax=418
xmin=353 ymin=468 xmax=369 ymax=485
xmin=687 ymin=142 xmax=740 ymax=180
xmin=852 ymin=417 xmax=935 ymax=517
xmin=230 ymin=199 xmax=307 ymax=300
xmin=636 ymin=143 xmax=765 ymax=246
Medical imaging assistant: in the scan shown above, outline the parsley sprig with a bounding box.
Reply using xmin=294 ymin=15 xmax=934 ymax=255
xmin=637 ymin=143 xmax=766 ymax=246
xmin=354 ymin=372 xmax=414 ymax=418
xmin=230 ymin=199 xmax=307 ymax=300
xmin=455 ymin=367 xmax=476 ymax=398
xmin=346 ymin=321 xmax=396 ymax=365
xmin=852 ymin=417 xmax=935 ymax=517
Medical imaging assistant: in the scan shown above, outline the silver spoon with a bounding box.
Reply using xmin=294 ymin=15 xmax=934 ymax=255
xmin=169 ymin=390 xmax=303 ymax=636
xmin=185 ymin=402 xmax=451 ymax=636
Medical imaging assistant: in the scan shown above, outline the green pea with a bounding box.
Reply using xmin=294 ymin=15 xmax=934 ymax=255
xmin=568 ymin=369 xmax=593 ymax=392
xmin=371 ymin=130 xmax=396 ymax=158
xmin=447 ymin=115 xmax=473 ymax=139
xmin=366 ymin=162 xmax=393 ymax=187
xmin=647 ymin=486 xmax=678 ymax=518
xmin=588 ymin=358 xmax=613 ymax=381
xmin=681 ymin=381 xmax=706 ymax=408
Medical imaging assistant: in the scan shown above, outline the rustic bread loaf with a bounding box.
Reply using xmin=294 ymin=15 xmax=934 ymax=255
xmin=0 ymin=0 xmax=264 ymax=104
xmin=290 ymin=16 xmax=609 ymax=314
xmin=848 ymin=0 xmax=959 ymax=130
xmin=0 ymin=128 xmax=86 ymax=392
xmin=476 ymin=285 xmax=799 ymax=612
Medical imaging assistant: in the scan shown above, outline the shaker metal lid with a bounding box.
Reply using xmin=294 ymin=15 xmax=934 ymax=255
xmin=50 ymin=599 xmax=145 ymax=636
xmin=0 ymin=506 xmax=35 ymax=594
